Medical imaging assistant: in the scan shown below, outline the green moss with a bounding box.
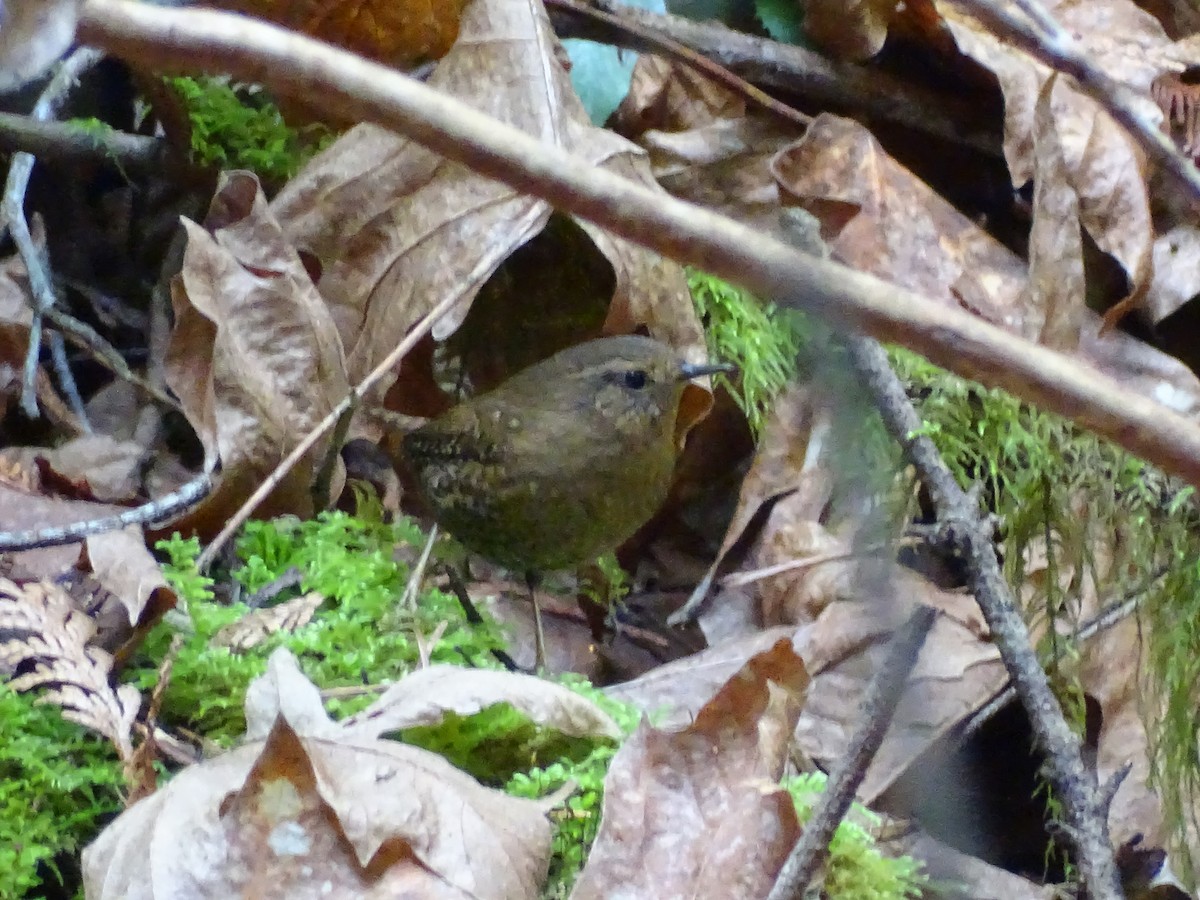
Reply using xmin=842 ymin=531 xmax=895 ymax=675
xmin=144 ymin=505 xmax=509 ymax=745
xmin=892 ymin=350 xmax=1200 ymax=880
xmin=785 ymin=773 xmax=925 ymax=899
xmin=165 ymin=76 xmax=335 ymax=184
xmin=505 ymin=680 xmax=640 ymax=898
xmin=0 ymin=685 xmax=125 ymax=898
xmin=690 ymin=268 xmax=1200 ymax=880
xmin=688 ymin=268 xmax=803 ymax=435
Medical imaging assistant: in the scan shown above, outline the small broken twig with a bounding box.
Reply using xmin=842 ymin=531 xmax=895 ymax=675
xmin=0 ymin=470 xmax=213 ymax=551
xmin=768 ymin=604 xmax=937 ymax=900
xmin=0 ymin=47 xmax=105 ymax=419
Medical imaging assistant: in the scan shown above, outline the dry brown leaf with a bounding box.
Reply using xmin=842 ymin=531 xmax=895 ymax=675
xmin=212 ymin=591 xmax=327 ymax=652
xmin=716 ymin=384 xmax=832 ymax=566
xmin=804 ymin=0 xmax=894 ymax=60
xmin=573 ymin=639 xmax=808 ymax=899
xmin=937 ymin=0 xmax=1157 ymax=320
xmin=211 ymin=0 xmax=467 ymax=69
xmin=742 ymin=421 xmax=1004 ymax=804
xmin=771 ymin=114 xmax=1030 ymax=332
xmin=606 ymin=626 xmax=798 ymax=730
xmin=476 ymin=586 xmax=604 ymax=678
xmin=615 ymin=53 xmax=749 ymax=135
xmin=0 ymin=467 xmax=129 ymax=576
xmin=165 ymin=171 xmax=349 ymax=535
xmin=756 ymin=516 xmax=858 ymax=627
xmin=1018 ymin=534 xmax=1200 ymax=864
xmin=679 ymin=385 xmax=833 ymax=628
xmin=84 ymin=649 xmax=552 ymax=900
xmin=0 ymin=576 xmax=140 ymax=760
xmin=271 ymin=0 xmax=704 ymax=410
xmin=615 ymin=56 xmax=802 ymax=240
xmin=791 ymin=580 xmax=1005 ymax=803
xmin=341 ymin=663 xmax=620 ymax=741
xmin=1026 ymin=75 xmax=1085 ymax=350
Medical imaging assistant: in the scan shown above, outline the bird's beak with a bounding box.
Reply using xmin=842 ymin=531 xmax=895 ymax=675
xmin=678 ymin=359 xmax=736 ymax=381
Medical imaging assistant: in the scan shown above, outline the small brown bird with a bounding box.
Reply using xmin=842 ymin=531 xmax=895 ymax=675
xmin=403 ymin=334 xmax=730 ymax=665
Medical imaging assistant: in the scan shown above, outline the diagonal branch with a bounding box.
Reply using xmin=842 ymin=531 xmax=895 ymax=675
xmin=842 ymin=335 xmax=1122 ymax=900
xmin=76 ymin=0 xmax=1200 ymax=498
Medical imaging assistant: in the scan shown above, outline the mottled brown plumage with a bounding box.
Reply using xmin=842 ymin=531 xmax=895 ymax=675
xmin=403 ymin=335 xmax=729 ymax=574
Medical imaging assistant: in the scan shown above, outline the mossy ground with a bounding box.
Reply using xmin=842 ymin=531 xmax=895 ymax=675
xmin=13 ymin=272 xmax=1191 ymax=896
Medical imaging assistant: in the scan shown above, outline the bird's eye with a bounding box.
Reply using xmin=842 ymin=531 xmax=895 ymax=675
xmin=623 ymin=369 xmax=648 ymax=390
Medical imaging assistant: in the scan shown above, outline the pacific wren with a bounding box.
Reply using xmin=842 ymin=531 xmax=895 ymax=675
xmin=403 ymin=335 xmax=730 ymax=575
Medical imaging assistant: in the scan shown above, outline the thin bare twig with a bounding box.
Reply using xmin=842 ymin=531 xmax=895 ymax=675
xmin=400 ymin=524 xmax=438 ymax=611
xmin=47 ymin=330 xmax=89 ymax=429
xmin=194 ymin=288 xmax=467 ymax=571
xmin=76 ymin=0 xmax=1200 ymax=491
xmin=0 ymin=47 xmax=105 ymax=418
xmin=0 ymin=111 xmax=170 ymax=172
xmin=0 ymin=470 xmax=212 ymax=551
xmin=768 ymin=604 xmax=937 ymax=900
xmin=956 ymin=565 xmax=1167 ymax=750
xmin=544 ymin=0 xmax=811 ymax=131
xmin=44 ymin=304 xmax=181 ymax=410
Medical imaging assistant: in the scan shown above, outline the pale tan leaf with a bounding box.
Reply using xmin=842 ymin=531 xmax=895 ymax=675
xmin=0 ymin=577 xmax=139 ymax=759
xmin=0 ymin=0 xmax=81 ymax=91
xmin=243 ymin=645 xmax=337 ymax=741
xmin=342 ymin=664 xmax=620 ymax=741
xmin=84 ymin=653 xmax=552 ymax=900
xmin=31 ymin=434 xmax=147 ymax=503
xmin=1145 ymin=224 xmax=1200 ymax=324
xmin=1026 ymin=75 xmax=1085 ymax=349
xmin=1077 ymin=316 xmax=1200 ymax=415
xmin=212 ymin=591 xmax=326 ymax=653
xmin=894 ymin=830 xmax=1060 ymax=899
xmin=0 ymin=449 xmax=139 ymax=583
xmin=82 ymin=526 xmax=177 ymax=629
xmin=165 ymin=171 xmax=349 ymax=532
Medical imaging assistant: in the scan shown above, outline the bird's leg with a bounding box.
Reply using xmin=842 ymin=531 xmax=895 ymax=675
xmin=525 ymin=571 xmax=546 ymax=672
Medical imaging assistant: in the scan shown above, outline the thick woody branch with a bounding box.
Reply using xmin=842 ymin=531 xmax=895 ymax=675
xmin=546 ymin=0 xmax=1000 ymax=155
xmin=76 ymin=0 xmax=1200 ymax=496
